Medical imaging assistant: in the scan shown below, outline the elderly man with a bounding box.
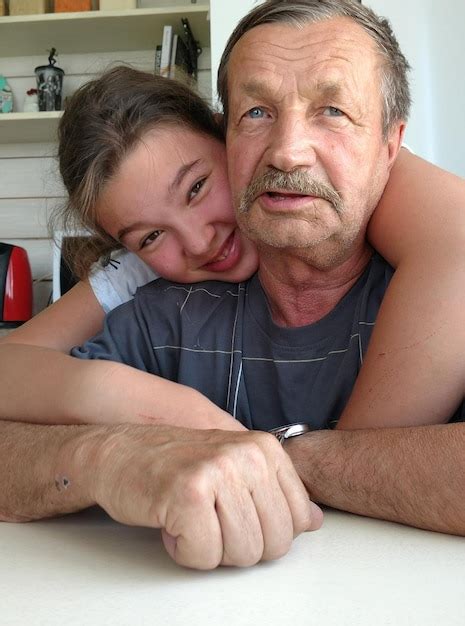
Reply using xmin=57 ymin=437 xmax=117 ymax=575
xmin=1 ymin=0 xmax=464 ymax=570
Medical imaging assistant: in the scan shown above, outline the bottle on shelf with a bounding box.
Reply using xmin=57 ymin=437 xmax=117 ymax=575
xmin=0 ymin=75 xmax=13 ymax=114
xmin=23 ymin=89 xmax=39 ymax=113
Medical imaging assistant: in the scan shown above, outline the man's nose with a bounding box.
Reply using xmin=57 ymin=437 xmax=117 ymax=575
xmin=266 ymin=112 xmax=317 ymax=173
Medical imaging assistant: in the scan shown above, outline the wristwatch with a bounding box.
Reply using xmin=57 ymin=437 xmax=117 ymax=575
xmin=268 ymin=423 xmax=310 ymax=445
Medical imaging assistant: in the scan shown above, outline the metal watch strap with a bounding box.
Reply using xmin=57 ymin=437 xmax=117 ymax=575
xmin=268 ymin=423 xmax=310 ymax=444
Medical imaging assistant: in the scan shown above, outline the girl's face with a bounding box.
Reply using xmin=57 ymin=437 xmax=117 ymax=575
xmin=96 ymin=126 xmax=259 ymax=283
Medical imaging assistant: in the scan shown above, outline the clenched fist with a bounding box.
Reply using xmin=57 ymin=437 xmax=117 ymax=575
xmin=88 ymin=425 xmax=323 ymax=569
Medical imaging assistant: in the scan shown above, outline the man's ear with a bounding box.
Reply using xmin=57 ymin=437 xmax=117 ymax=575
xmin=386 ymin=121 xmax=406 ymax=170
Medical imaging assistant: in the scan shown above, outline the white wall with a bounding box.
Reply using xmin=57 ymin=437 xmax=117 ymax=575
xmin=427 ymin=0 xmax=465 ymax=178
xmin=209 ymin=0 xmax=258 ymax=106
xmin=368 ymin=0 xmax=465 ymax=177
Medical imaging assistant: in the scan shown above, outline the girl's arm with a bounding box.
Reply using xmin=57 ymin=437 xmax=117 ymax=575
xmin=0 ymin=280 xmax=243 ymax=430
xmin=338 ymin=149 xmax=465 ymax=429
xmin=1 ymin=279 xmax=105 ymax=352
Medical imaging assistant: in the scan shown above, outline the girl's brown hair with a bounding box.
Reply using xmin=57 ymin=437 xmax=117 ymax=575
xmin=51 ymin=65 xmax=224 ymax=278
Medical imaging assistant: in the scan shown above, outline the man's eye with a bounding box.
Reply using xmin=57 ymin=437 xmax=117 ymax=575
xmin=323 ymin=106 xmax=344 ymax=117
xmin=140 ymin=230 xmax=163 ymax=249
xmin=189 ymin=177 xmax=206 ymax=201
xmin=246 ymin=107 xmax=266 ymax=119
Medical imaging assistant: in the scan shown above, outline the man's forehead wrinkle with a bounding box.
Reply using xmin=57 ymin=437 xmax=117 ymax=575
xmin=242 ymin=75 xmax=348 ymax=98
xmin=245 ymin=38 xmax=328 ymax=61
xmin=234 ymin=38 xmax=374 ymax=81
xmin=237 ymin=36 xmax=362 ymax=66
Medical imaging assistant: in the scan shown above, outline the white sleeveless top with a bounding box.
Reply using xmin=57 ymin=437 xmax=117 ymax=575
xmin=88 ymin=250 xmax=158 ymax=313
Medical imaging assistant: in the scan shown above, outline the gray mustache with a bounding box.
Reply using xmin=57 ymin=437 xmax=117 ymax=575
xmin=238 ymin=169 xmax=343 ymax=214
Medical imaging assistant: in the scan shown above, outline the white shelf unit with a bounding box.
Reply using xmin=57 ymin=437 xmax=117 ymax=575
xmin=0 ymin=111 xmax=61 ymax=143
xmin=0 ymin=5 xmax=210 ymax=144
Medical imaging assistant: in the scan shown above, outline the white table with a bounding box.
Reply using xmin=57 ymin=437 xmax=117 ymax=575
xmin=1 ymin=507 xmax=464 ymax=626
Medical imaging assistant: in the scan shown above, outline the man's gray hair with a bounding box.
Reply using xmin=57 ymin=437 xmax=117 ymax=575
xmin=217 ymin=0 xmax=411 ymax=138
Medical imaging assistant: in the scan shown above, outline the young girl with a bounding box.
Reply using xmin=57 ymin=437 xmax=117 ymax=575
xmin=1 ymin=66 xmax=464 ymax=431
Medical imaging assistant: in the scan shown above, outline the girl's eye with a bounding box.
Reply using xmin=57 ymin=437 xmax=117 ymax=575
xmin=140 ymin=230 xmax=163 ymax=249
xmin=246 ymin=106 xmax=266 ymax=119
xmin=189 ymin=177 xmax=206 ymax=201
xmin=323 ymin=106 xmax=344 ymax=117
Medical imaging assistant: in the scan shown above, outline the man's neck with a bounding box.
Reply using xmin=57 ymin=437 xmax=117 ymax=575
xmin=257 ymin=244 xmax=373 ymax=328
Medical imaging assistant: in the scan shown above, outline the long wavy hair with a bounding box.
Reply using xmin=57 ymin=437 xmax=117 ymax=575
xmin=51 ymin=65 xmax=224 ymax=278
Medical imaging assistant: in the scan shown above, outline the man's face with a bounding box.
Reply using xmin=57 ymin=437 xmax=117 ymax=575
xmin=226 ymin=17 xmax=404 ymax=267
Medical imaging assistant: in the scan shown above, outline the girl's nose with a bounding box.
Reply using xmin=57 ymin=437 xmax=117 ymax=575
xmin=182 ymin=223 xmax=216 ymax=259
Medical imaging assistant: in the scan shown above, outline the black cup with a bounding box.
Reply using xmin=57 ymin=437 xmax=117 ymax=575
xmin=34 ymin=64 xmax=64 ymax=111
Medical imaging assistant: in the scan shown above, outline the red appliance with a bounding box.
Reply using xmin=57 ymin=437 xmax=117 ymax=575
xmin=0 ymin=243 xmax=33 ymax=328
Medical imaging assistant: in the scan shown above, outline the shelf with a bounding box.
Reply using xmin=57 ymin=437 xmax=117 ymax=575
xmin=0 ymin=111 xmax=62 ymax=143
xmin=0 ymin=5 xmax=211 ymax=144
xmin=0 ymin=6 xmax=210 ymax=57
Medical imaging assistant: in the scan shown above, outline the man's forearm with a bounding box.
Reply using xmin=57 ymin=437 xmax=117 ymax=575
xmin=0 ymin=420 xmax=102 ymax=522
xmin=0 ymin=420 xmax=320 ymax=569
xmin=285 ymin=424 xmax=465 ymax=535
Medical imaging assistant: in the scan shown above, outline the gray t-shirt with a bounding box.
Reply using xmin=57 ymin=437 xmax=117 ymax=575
xmin=72 ymin=254 xmax=465 ymax=430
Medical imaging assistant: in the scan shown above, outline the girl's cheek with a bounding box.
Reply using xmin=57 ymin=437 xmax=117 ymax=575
xmin=151 ymin=248 xmax=185 ymax=280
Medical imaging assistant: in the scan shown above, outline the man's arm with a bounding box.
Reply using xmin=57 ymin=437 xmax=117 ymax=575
xmin=285 ymin=424 xmax=465 ymax=535
xmin=0 ymin=421 xmax=96 ymax=522
xmin=0 ymin=420 xmax=322 ymax=568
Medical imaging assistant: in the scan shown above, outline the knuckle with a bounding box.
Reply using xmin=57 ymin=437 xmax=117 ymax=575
xmin=211 ymin=448 xmax=237 ymax=478
xmin=251 ymin=431 xmax=284 ymax=460
xmin=180 ymin=469 xmax=211 ymax=507
xmin=251 ymin=429 xmax=277 ymax=446
xmin=213 ymin=439 xmax=269 ymax=480
xmin=261 ymin=430 xmax=282 ymax=449
xmin=242 ymin=438 xmax=270 ymax=471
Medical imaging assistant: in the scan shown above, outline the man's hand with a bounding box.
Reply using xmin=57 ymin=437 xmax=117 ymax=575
xmin=83 ymin=425 xmax=323 ymax=569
